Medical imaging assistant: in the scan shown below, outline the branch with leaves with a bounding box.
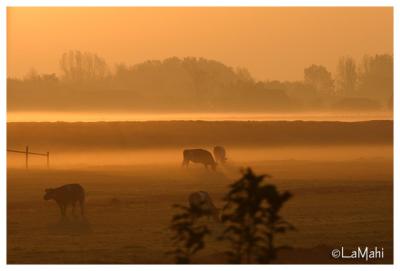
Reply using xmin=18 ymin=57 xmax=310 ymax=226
xmin=168 ymin=204 xmax=211 ymax=264
xmin=168 ymin=167 xmax=294 ymax=264
xmin=221 ymin=168 xmax=294 ymax=264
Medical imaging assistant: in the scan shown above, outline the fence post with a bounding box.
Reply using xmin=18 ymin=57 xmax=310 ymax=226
xmin=47 ymin=152 xmax=50 ymax=168
xmin=25 ymin=145 xmax=29 ymax=169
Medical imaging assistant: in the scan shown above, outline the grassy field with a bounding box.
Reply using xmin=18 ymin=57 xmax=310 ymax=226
xmin=7 ymin=120 xmax=393 ymax=263
xmin=7 ymin=158 xmax=393 ymax=264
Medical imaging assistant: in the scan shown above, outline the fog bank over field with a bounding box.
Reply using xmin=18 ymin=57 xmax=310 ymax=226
xmin=7 ymin=146 xmax=393 ymax=170
xmin=7 ymin=120 xmax=393 ymax=152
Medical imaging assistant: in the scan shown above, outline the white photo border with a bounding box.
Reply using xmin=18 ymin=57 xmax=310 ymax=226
xmin=0 ymin=1 xmax=398 ymax=271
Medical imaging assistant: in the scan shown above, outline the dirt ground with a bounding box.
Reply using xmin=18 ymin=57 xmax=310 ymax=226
xmin=7 ymin=158 xmax=393 ymax=264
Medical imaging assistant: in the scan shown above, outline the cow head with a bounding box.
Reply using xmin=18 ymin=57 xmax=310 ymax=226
xmin=43 ymin=188 xmax=55 ymax=200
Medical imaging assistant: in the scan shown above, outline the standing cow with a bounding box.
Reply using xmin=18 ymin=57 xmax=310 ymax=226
xmin=213 ymin=146 xmax=227 ymax=164
xmin=44 ymin=183 xmax=85 ymax=218
xmin=182 ymin=149 xmax=217 ymax=171
xmin=188 ymin=191 xmax=220 ymax=221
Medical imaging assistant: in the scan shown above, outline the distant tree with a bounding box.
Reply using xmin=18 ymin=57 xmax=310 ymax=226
xmin=9 ymin=55 xmax=296 ymax=112
xmin=236 ymin=67 xmax=254 ymax=82
xmin=23 ymin=69 xmax=58 ymax=84
xmin=304 ymin=65 xmax=334 ymax=95
xmin=221 ymin=168 xmax=294 ymax=264
xmin=278 ymin=81 xmax=321 ymax=109
xmin=113 ymin=63 xmax=131 ymax=86
xmin=335 ymin=56 xmax=357 ymax=96
xmin=357 ymin=54 xmax=393 ymax=102
xmin=41 ymin=73 xmax=59 ymax=82
xmin=114 ymin=63 xmax=129 ymax=77
xmin=24 ymin=68 xmax=40 ymax=81
xmin=59 ymin=50 xmax=108 ymax=82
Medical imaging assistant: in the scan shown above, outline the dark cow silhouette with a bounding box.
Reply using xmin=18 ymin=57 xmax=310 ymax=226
xmin=44 ymin=184 xmax=85 ymax=218
xmin=213 ymin=146 xmax=227 ymax=164
xmin=188 ymin=191 xmax=219 ymax=221
xmin=182 ymin=149 xmax=217 ymax=171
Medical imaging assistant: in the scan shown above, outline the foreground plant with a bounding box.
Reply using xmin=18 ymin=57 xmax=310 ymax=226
xmin=168 ymin=204 xmax=211 ymax=264
xmin=221 ymin=168 xmax=294 ymax=264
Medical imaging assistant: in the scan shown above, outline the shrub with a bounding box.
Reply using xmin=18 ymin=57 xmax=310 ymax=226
xmin=221 ymin=168 xmax=294 ymax=263
xmin=168 ymin=204 xmax=211 ymax=264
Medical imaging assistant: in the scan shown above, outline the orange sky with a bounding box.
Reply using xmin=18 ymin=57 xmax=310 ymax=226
xmin=7 ymin=7 xmax=393 ymax=81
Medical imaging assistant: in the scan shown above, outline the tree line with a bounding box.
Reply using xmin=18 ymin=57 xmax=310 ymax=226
xmin=8 ymin=50 xmax=393 ymax=112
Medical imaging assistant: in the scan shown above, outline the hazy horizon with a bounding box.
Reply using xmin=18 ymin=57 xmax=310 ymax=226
xmin=7 ymin=7 xmax=393 ymax=81
xmin=6 ymin=111 xmax=394 ymax=123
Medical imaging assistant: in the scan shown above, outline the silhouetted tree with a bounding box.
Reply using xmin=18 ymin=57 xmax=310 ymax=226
xmin=357 ymin=54 xmax=393 ymax=102
xmin=168 ymin=204 xmax=211 ymax=264
xmin=277 ymin=81 xmax=321 ymax=109
xmin=304 ymin=65 xmax=334 ymax=95
xmin=236 ymin=67 xmax=254 ymax=82
xmin=24 ymin=68 xmax=40 ymax=81
xmin=9 ymin=53 xmax=391 ymax=113
xmin=335 ymin=56 xmax=357 ymax=96
xmin=60 ymin=50 xmax=108 ymax=82
xmin=221 ymin=168 xmax=294 ymax=264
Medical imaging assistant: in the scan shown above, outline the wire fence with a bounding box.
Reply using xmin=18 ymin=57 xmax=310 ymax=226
xmin=7 ymin=146 xmax=49 ymax=169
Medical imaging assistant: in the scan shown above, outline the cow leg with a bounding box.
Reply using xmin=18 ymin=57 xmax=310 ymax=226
xmin=58 ymin=204 xmax=63 ymax=218
xmin=79 ymin=199 xmax=85 ymax=217
xmin=63 ymin=204 xmax=68 ymax=219
xmin=58 ymin=203 xmax=66 ymax=219
xmin=71 ymin=202 xmax=77 ymax=218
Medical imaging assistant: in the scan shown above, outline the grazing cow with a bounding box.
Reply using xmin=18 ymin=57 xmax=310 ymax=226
xmin=182 ymin=149 xmax=217 ymax=171
xmin=213 ymin=146 xmax=227 ymax=164
xmin=44 ymin=184 xmax=85 ymax=218
xmin=188 ymin=191 xmax=219 ymax=221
